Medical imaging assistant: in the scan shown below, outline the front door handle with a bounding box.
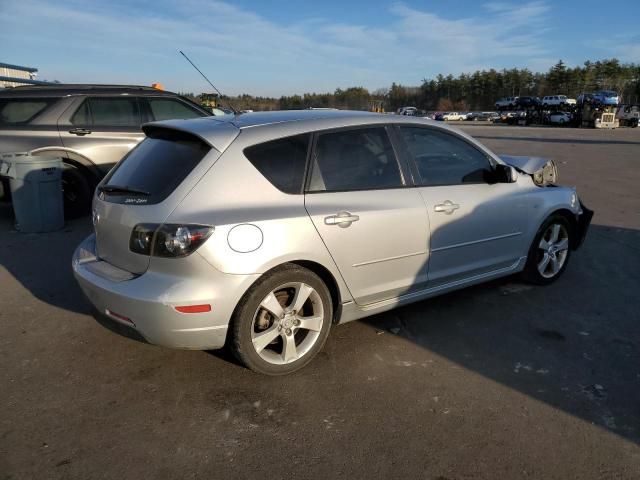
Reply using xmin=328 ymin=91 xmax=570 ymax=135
xmin=434 ymin=200 xmax=460 ymax=214
xmin=324 ymin=211 xmax=360 ymax=228
xmin=69 ymin=128 xmax=92 ymax=136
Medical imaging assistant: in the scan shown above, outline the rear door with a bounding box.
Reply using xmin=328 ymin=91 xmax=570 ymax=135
xmin=59 ymin=95 xmax=145 ymax=174
xmin=396 ymin=125 xmax=527 ymax=287
xmin=304 ymin=126 xmax=429 ymax=305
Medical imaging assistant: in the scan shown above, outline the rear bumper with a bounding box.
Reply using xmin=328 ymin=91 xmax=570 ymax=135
xmin=573 ymin=201 xmax=594 ymax=250
xmin=72 ymin=234 xmax=259 ymax=350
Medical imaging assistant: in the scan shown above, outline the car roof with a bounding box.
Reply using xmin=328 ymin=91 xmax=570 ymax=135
xmin=0 ymin=84 xmax=185 ymax=98
xmin=144 ymin=109 xmax=480 ymax=154
xmin=228 ymin=109 xmax=377 ymax=128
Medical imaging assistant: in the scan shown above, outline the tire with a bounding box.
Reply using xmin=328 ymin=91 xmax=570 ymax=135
xmin=0 ymin=178 xmax=8 ymax=202
xmin=62 ymin=165 xmax=93 ymax=219
xmin=230 ymin=264 xmax=333 ymax=375
xmin=521 ymin=214 xmax=572 ymax=285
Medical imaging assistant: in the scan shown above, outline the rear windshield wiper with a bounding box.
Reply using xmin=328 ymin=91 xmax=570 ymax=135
xmin=98 ymin=185 xmax=150 ymax=196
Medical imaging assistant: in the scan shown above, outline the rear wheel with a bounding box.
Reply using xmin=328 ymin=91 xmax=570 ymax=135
xmin=522 ymin=215 xmax=572 ymax=285
xmin=62 ymin=165 xmax=93 ymax=219
xmin=230 ymin=264 xmax=332 ymax=375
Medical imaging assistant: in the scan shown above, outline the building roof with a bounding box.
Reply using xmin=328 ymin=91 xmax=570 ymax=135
xmin=0 ymin=76 xmax=53 ymax=86
xmin=0 ymin=84 xmax=180 ymax=97
xmin=0 ymin=62 xmax=38 ymax=73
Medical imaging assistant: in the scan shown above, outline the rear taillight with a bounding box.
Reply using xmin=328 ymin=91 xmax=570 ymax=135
xmin=130 ymin=224 xmax=213 ymax=257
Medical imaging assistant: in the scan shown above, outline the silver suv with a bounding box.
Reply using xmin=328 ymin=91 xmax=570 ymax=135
xmin=0 ymin=84 xmax=211 ymax=216
xmin=73 ymin=110 xmax=592 ymax=375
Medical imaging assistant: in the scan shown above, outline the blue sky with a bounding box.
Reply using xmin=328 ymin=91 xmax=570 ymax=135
xmin=1 ymin=0 xmax=638 ymax=96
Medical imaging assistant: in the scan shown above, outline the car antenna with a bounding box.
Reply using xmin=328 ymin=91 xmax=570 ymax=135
xmin=179 ymin=50 xmax=237 ymax=114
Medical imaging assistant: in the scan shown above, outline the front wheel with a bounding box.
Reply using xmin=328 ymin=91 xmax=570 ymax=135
xmin=522 ymin=215 xmax=572 ymax=285
xmin=230 ymin=265 xmax=333 ymax=375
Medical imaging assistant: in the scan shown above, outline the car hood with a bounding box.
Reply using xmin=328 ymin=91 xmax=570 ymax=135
xmin=499 ymin=155 xmax=549 ymax=174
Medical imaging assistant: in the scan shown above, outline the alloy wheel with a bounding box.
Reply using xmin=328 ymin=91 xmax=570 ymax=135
xmin=537 ymin=223 xmax=569 ymax=278
xmin=250 ymin=282 xmax=324 ymax=365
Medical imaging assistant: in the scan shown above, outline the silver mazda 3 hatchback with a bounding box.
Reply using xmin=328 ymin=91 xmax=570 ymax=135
xmin=73 ymin=110 xmax=592 ymax=375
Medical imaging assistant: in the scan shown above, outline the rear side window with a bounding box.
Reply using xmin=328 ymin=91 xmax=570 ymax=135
xmin=71 ymin=97 xmax=140 ymax=127
xmin=147 ymin=98 xmax=204 ymax=121
xmin=399 ymin=127 xmax=492 ymax=186
xmin=0 ymin=98 xmax=56 ymax=125
xmin=102 ymin=128 xmax=211 ymax=204
xmin=244 ymin=134 xmax=310 ymax=194
xmin=308 ymin=127 xmax=403 ymax=192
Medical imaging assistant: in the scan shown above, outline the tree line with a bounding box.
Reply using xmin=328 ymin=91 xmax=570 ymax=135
xmin=182 ymin=59 xmax=640 ymax=112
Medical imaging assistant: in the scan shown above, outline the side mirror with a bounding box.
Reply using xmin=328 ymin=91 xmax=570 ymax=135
xmin=493 ymin=164 xmax=518 ymax=183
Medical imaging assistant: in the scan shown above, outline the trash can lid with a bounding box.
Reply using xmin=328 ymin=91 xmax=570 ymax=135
xmin=0 ymin=152 xmax=62 ymax=165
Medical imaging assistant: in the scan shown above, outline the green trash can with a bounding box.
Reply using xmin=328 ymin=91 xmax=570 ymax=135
xmin=0 ymin=152 xmax=64 ymax=233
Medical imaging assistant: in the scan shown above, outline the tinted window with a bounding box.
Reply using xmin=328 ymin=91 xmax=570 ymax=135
xmin=0 ymin=98 xmax=56 ymax=125
xmin=147 ymin=98 xmax=204 ymax=121
xmin=89 ymin=97 xmax=140 ymax=126
xmin=70 ymin=100 xmax=91 ymax=125
xmin=102 ymin=128 xmax=210 ymax=204
xmin=244 ymin=134 xmax=309 ymax=194
xmin=308 ymin=127 xmax=403 ymax=192
xmin=399 ymin=127 xmax=492 ymax=186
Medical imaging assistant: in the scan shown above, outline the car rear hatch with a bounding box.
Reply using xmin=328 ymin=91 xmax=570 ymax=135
xmin=93 ymin=120 xmax=238 ymax=274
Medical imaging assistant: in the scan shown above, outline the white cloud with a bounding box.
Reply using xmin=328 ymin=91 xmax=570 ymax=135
xmin=0 ymin=0 xmax=556 ymax=95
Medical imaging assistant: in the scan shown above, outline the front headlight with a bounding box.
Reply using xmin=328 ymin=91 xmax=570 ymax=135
xmin=533 ymin=160 xmax=558 ymax=186
xmin=570 ymin=191 xmax=578 ymax=209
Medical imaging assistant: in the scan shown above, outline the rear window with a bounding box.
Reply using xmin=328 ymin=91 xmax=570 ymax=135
xmin=0 ymin=98 xmax=57 ymax=125
xmin=244 ymin=134 xmax=310 ymax=194
xmin=102 ymin=128 xmax=211 ymax=204
xmin=147 ymin=98 xmax=205 ymax=121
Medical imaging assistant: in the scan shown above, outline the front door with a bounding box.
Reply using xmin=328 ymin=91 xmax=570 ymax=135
xmin=396 ymin=125 xmax=527 ymax=287
xmin=304 ymin=126 xmax=430 ymax=305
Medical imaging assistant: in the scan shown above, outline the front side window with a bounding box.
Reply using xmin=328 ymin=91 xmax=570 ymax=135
xmin=0 ymin=98 xmax=56 ymax=125
xmin=399 ymin=127 xmax=492 ymax=186
xmin=147 ymin=98 xmax=204 ymax=121
xmin=308 ymin=127 xmax=403 ymax=192
xmin=244 ymin=134 xmax=310 ymax=194
xmin=71 ymin=97 xmax=140 ymax=127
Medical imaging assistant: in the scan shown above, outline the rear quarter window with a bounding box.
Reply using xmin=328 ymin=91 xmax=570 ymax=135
xmin=0 ymin=98 xmax=57 ymax=125
xmin=243 ymin=134 xmax=310 ymax=194
xmin=147 ymin=98 xmax=205 ymax=121
xmin=102 ymin=128 xmax=211 ymax=204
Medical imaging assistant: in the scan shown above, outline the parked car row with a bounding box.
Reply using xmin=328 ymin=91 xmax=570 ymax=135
xmin=430 ymin=111 xmax=500 ymax=122
xmin=494 ymin=91 xmax=620 ymax=111
xmin=494 ymin=95 xmax=579 ymax=110
xmin=578 ymin=91 xmax=620 ymax=106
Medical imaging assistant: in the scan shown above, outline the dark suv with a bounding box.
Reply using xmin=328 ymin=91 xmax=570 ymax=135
xmin=515 ymin=96 xmax=541 ymax=109
xmin=0 ymin=85 xmax=211 ymax=216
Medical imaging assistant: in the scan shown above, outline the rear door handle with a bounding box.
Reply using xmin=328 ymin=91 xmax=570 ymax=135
xmin=324 ymin=211 xmax=360 ymax=228
xmin=434 ymin=200 xmax=460 ymax=214
xmin=69 ymin=128 xmax=92 ymax=136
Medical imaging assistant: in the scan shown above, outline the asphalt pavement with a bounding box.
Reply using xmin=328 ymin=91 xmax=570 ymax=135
xmin=1 ymin=125 xmax=639 ymax=479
